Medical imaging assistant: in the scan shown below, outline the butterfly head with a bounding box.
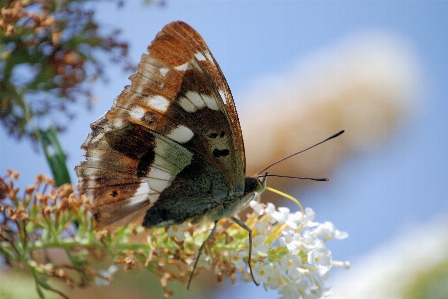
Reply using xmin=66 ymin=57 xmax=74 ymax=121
xmin=244 ymin=175 xmax=267 ymax=196
xmin=240 ymin=174 xmax=267 ymax=208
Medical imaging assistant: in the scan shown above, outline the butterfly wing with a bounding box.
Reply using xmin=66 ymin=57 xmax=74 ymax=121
xmin=76 ymin=21 xmax=245 ymax=229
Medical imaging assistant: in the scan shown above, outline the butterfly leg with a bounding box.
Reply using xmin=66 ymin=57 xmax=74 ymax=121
xmin=231 ymin=216 xmax=259 ymax=286
xmin=187 ymin=220 xmax=218 ymax=289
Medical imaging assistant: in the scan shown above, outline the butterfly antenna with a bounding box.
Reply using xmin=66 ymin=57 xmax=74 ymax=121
xmin=263 ymin=174 xmax=329 ymax=181
xmin=257 ymin=130 xmax=344 ymax=175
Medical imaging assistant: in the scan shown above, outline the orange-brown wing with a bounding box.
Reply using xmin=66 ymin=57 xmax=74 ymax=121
xmin=76 ymin=21 xmax=245 ymax=229
xmin=160 ymin=21 xmax=246 ymax=176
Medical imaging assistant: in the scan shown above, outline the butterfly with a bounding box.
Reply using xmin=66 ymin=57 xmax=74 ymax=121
xmin=75 ymin=21 xmax=266 ymax=287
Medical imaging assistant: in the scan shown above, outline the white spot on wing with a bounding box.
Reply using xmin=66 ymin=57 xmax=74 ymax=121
xmin=218 ymin=89 xmax=227 ymax=104
xmin=174 ymin=62 xmax=190 ymax=71
xmin=205 ymin=51 xmax=215 ymax=66
xmin=166 ymin=125 xmax=194 ymax=143
xmin=174 ymin=59 xmax=203 ymax=73
xmin=148 ymin=95 xmax=169 ymax=112
xmin=185 ymin=91 xmax=206 ymax=109
xmin=110 ymin=118 xmax=124 ymax=128
xmin=195 ymin=52 xmax=206 ymax=61
xmin=145 ymin=167 xmax=173 ymax=197
xmin=178 ymin=91 xmax=219 ymax=112
xmin=178 ymin=96 xmax=197 ymax=113
xmin=129 ymin=106 xmax=145 ymax=120
xmin=127 ymin=182 xmax=149 ymax=206
xmin=160 ymin=68 xmax=169 ymax=76
xmin=203 ymin=95 xmax=219 ymax=110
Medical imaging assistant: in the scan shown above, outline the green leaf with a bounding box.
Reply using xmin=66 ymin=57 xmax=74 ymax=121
xmin=37 ymin=126 xmax=71 ymax=186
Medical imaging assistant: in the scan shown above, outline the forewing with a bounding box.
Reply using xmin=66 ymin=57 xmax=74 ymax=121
xmin=138 ymin=21 xmax=246 ymax=191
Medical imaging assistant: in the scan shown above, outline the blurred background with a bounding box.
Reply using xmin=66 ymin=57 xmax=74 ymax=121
xmin=1 ymin=1 xmax=447 ymax=298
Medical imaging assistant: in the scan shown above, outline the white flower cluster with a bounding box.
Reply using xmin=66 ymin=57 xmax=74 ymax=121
xmin=231 ymin=201 xmax=350 ymax=299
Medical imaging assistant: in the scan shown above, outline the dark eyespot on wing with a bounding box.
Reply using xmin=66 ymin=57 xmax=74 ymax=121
xmin=208 ymin=132 xmax=219 ymax=139
xmin=213 ymin=148 xmax=229 ymax=158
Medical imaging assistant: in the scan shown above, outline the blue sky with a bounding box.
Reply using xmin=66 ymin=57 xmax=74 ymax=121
xmin=1 ymin=1 xmax=448 ymax=298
